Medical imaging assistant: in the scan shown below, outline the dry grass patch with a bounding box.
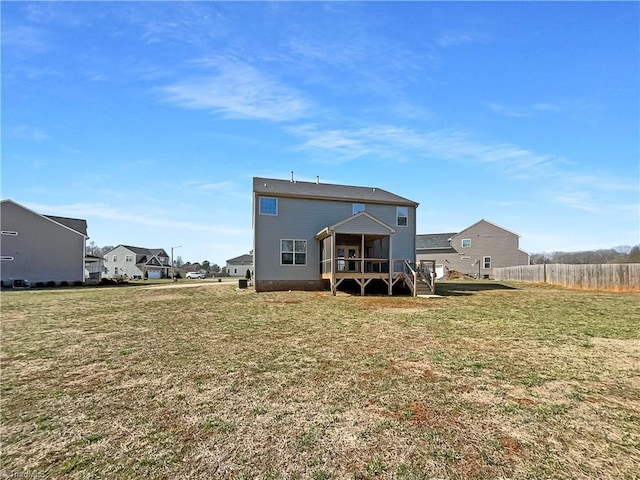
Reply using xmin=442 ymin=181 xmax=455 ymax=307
xmin=1 ymin=282 xmax=638 ymax=479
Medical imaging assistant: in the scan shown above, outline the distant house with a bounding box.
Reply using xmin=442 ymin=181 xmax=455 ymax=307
xmin=253 ymin=176 xmax=431 ymax=295
xmin=1 ymin=199 xmax=88 ymax=284
xmin=84 ymin=254 xmax=106 ymax=282
xmin=103 ymin=245 xmax=170 ymax=279
xmin=226 ymin=253 xmax=254 ymax=277
xmin=416 ymin=219 xmax=530 ymax=279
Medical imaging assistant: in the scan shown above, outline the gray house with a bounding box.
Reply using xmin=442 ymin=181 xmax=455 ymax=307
xmin=416 ymin=219 xmax=530 ymax=279
xmin=253 ymin=176 xmax=432 ymax=295
xmin=103 ymin=245 xmax=170 ymax=279
xmin=1 ymin=199 xmax=88 ymax=285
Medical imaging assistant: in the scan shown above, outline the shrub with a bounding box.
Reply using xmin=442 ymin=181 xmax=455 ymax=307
xmin=74 ymin=281 xmax=83 ymax=287
xmin=60 ymin=281 xmax=69 ymax=287
xmin=35 ymin=282 xmax=45 ymax=288
xmin=46 ymin=281 xmax=56 ymax=288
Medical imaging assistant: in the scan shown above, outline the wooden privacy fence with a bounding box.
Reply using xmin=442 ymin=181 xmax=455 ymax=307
xmin=493 ymin=263 xmax=640 ymax=292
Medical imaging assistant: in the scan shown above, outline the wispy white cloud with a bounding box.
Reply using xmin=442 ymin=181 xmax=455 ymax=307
xmin=291 ymin=122 xmax=638 ymax=215
xmin=159 ymin=59 xmax=310 ymax=122
xmin=10 ymin=126 xmax=49 ymax=142
xmin=291 ymin=124 xmax=559 ymax=176
xmin=2 ymin=25 xmax=49 ymax=53
xmin=488 ymin=103 xmax=528 ymax=118
xmin=30 ymin=202 xmax=247 ymax=236
xmin=436 ymin=30 xmax=489 ymax=48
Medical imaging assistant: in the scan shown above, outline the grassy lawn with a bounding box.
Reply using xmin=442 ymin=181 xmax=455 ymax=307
xmin=1 ymin=281 xmax=638 ymax=479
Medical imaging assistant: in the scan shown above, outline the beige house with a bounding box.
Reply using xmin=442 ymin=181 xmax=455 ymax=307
xmin=416 ymin=219 xmax=530 ymax=279
xmin=103 ymin=245 xmax=170 ymax=279
xmin=1 ymin=199 xmax=88 ymax=285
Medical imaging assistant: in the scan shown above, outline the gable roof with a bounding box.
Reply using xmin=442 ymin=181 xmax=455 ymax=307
xmin=1 ymin=199 xmax=87 ymax=238
xmin=44 ymin=215 xmax=88 ymax=236
xmin=107 ymin=245 xmax=169 ymax=258
xmin=456 ymin=219 xmax=521 ymax=238
xmin=317 ymin=211 xmax=396 ymax=240
xmin=227 ymin=254 xmax=253 ymax=264
xmin=253 ymin=177 xmax=418 ymax=206
xmin=416 ymin=232 xmax=457 ymax=250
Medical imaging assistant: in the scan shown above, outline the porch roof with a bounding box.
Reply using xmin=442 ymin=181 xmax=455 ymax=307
xmin=316 ymin=211 xmax=396 ymax=240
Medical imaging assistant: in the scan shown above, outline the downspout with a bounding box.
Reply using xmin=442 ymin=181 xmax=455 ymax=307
xmin=388 ymin=234 xmax=393 ymax=295
xmin=331 ymin=232 xmax=336 ymax=295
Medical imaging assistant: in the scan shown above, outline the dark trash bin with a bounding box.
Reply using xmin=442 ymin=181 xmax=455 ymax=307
xmin=238 ymin=279 xmax=248 ymax=289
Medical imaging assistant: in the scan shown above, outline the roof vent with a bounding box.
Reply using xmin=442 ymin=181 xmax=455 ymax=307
xmin=316 ymin=176 xmax=320 ymax=184
xmin=290 ymin=171 xmax=294 ymax=183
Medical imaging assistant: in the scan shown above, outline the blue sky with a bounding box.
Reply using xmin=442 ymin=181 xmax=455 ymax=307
xmin=2 ymin=1 xmax=639 ymax=265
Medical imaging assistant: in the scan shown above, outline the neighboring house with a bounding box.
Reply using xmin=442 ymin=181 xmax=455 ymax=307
xmin=416 ymin=219 xmax=530 ymax=279
xmin=0 ymin=199 xmax=88 ymax=284
xmin=253 ymin=176 xmax=428 ymax=295
xmin=84 ymin=254 xmax=106 ymax=282
xmin=103 ymin=245 xmax=170 ymax=279
xmin=226 ymin=253 xmax=254 ymax=277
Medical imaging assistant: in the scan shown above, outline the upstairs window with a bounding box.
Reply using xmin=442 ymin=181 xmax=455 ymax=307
xmin=281 ymin=239 xmax=307 ymax=265
xmin=352 ymin=203 xmax=365 ymax=214
xmin=112 ymin=255 xmax=118 ymax=262
xmin=259 ymin=197 xmax=278 ymax=215
xmin=461 ymin=239 xmax=471 ymax=248
xmin=396 ymin=207 xmax=408 ymax=227
xmin=125 ymin=255 xmax=133 ymax=262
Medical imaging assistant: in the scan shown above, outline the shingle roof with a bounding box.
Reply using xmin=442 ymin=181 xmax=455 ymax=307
xmin=253 ymin=177 xmax=418 ymax=206
xmin=416 ymin=233 xmax=457 ymax=249
xmin=115 ymin=245 xmax=168 ymax=256
xmin=227 ymin=254 xmax=253 ymax=264
xmin=44 ymin=215 xmax=88 ymax=236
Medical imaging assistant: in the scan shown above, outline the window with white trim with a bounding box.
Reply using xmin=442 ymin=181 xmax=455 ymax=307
xmin=1 ymin=256 xmax=14 ymax=261
xmin=483 ymin=256 xmax=491 ymax=269
xmin=125 ymin=255 xmax=133 ymax=262
xmin=259 ymin=197 xmax=278 ymax=215
xmin=352 ymin=203 xmax=365 ymax=214
xmin=461 ymin=239 xmax=471 ymax=248
xmin=396 ymin=207 xmax=408 ymax=227
xmin=1 ymin=231 xmax=18 ymax=236
xmin=281 ymin=239 xmax=307 ymax=265
xmin=112 ymin=255 xmax=118 ymax=262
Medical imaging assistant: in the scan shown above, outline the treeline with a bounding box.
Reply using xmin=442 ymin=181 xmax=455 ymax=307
xmin=531 ymin=246 xmax=640 ymax=265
